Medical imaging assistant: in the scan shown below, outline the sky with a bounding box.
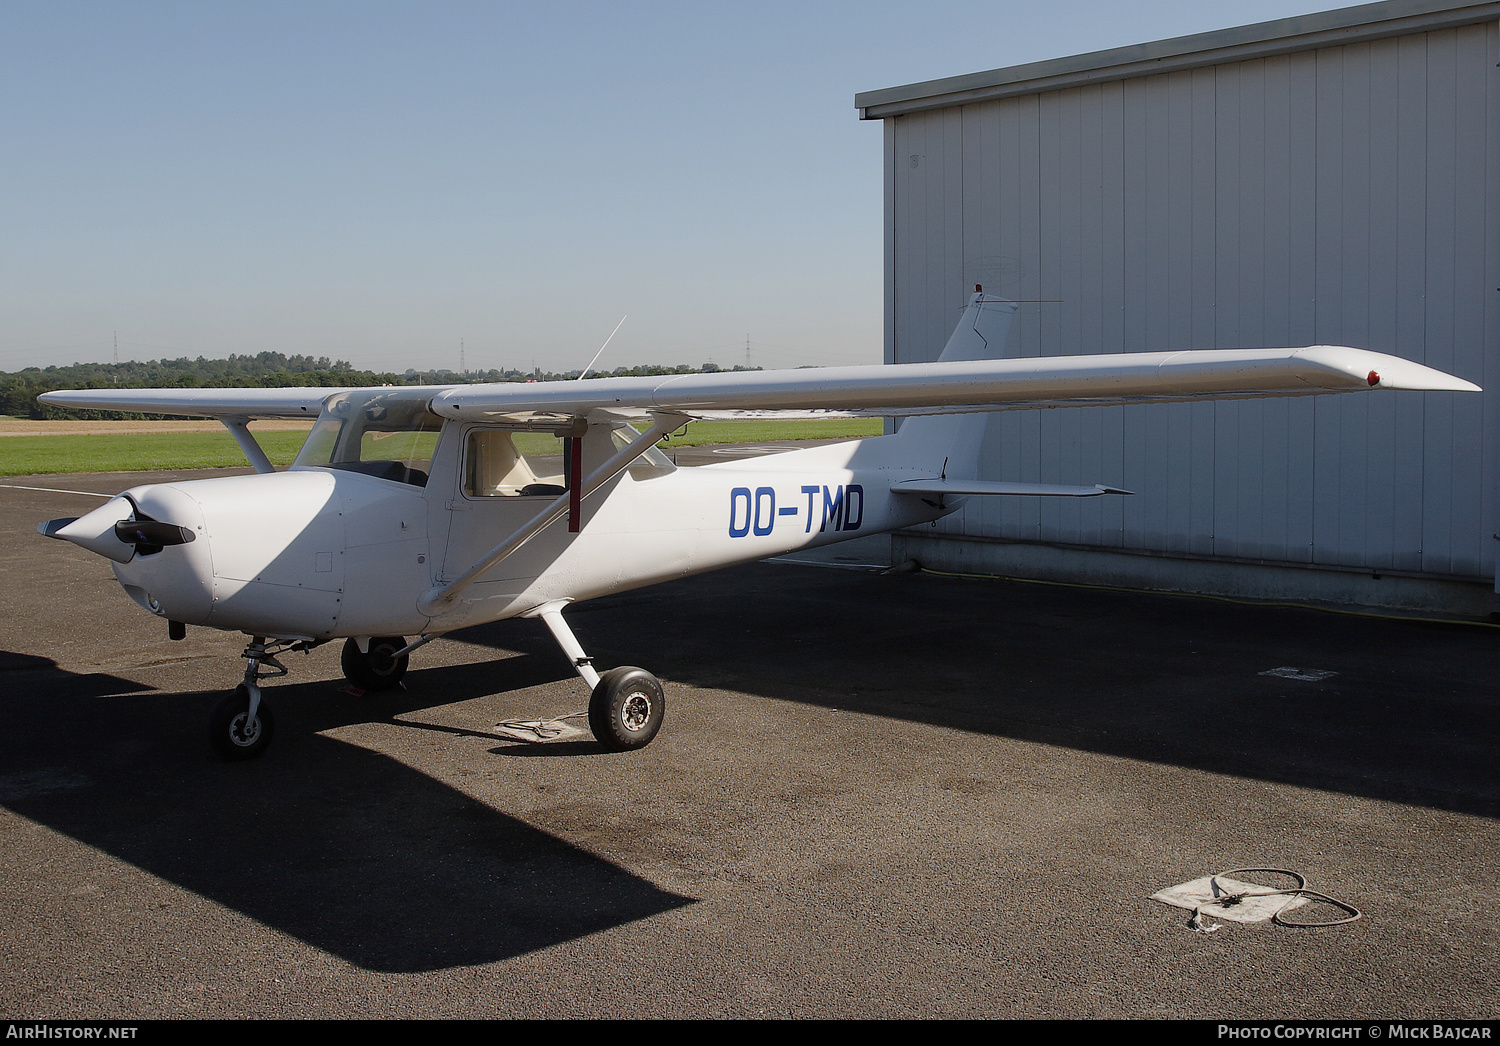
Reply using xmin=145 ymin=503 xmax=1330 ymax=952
xmin=0 ymin=0 xmax=1326 ymax=375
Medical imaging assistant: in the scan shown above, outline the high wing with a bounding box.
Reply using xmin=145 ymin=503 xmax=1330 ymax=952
xmin=38 ymin=348 xmax=1476 ymax=423
xmin=36 ymin=385 xmax=416 ymax=418
xmin=431 ymin=345 xmax=1477 ymax=422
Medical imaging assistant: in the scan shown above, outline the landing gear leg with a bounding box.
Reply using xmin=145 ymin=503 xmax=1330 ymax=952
xmin=208 ymin=637 xmax=304 ymax=760
xmin=533 ymin=602 xmax=665 ymax=752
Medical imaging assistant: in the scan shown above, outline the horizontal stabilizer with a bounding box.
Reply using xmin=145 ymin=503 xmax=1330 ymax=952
xmin=891 ymin=479 xmax=1133 ymax=498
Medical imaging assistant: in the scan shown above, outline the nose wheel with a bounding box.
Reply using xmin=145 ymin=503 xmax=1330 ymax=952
xmin=210 ymin=684 xmax=276 ymax=760
xmin=207 ymin=636 xmax=311 ymax=761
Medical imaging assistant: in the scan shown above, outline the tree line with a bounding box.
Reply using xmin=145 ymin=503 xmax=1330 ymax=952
xmin=1 ymin=352 xmax=755 ymax=420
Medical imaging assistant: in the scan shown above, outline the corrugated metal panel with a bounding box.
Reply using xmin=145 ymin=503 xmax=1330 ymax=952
xmin=857 ymin=0 xmax=1500 ymax=117
xmin=886 ymin=18 xmax=1495 ymax=584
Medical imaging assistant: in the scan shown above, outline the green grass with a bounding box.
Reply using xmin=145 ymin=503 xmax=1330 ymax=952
xmin=0 ymin=419 xmax=884 ymax=476
xmin=0 ymin=431 xmax=312 ymax=476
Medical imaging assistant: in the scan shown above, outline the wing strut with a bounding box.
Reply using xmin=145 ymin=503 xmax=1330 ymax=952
xmin=416 ymin=411 xmax=687 ymax=616
xmin=220 ymin=417 xmax=275 ymax=475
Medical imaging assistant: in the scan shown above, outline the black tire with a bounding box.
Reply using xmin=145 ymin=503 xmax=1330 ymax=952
xmin=588 ymin=667 xmax=665 ymax=752
xmin=340 ymin=636 xmax=409 ymax=691
xmin=210 ymin=685 xmax=275 ymax=761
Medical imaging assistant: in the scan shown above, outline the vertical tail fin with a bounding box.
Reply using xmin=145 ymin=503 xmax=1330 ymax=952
xmin=893 ymin=290 xmax=1018 ymax=478
xmin=932 ymin=290 xmax=1019 ymax=363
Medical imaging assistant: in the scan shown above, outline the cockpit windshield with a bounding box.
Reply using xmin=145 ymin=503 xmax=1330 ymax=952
xmin=292 ymin=390 xmax=442 ymax=487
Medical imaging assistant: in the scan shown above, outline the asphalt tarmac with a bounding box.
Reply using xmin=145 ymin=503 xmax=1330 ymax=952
xmin=1 ymin=468 xmax=1497 ymax=1019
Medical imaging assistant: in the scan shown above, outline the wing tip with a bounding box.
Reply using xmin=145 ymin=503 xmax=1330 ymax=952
xmin=1299 ymin=346 xmax=1482 ymax=393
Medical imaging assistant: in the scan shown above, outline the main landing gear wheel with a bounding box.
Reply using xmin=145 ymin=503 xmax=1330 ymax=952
xmin=588 ymin=667 xmax=665 ymax=752
xmin=210 ymin=685 xmax=275 ymax=761
xmin=341 ymin=636 xmax=409 ymax=691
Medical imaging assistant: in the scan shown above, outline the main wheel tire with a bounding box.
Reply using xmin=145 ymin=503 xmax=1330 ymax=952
xmin=210 ymin=685 xmax=275 ymax=761
xmin=340 ymin=636 xmax=409 ymax=691
xmin=588 ymin=667 xmax=665 ymax=752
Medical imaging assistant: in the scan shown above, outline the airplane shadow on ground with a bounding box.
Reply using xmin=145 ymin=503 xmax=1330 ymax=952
xmin=4 ymin=559 xmax=1496 ymax=973
xmin=0 ymin=652 xmax=691 ymax=973
xmin=443 ymin=562 xmax=1500 ymax=821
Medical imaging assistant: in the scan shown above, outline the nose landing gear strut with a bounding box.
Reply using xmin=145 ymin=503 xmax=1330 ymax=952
xmin=209 ymin=637 xmax=315 ymax=760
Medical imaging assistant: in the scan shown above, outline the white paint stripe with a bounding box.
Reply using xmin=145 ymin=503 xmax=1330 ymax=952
xmin=0 ymin=483 xmax=114 ymax=497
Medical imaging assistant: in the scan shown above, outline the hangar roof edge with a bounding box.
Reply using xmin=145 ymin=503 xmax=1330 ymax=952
xmin=855 ymin=0 xmax=1500 ymax=119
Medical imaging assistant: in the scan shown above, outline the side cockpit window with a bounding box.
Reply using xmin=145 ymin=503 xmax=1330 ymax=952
xmin=293 ymin=391 xmax=442 ymax=487
xmin=464 ymin=429 xmax=569 ymax=497
xmin=462 ymin=422 xmax=677 ymax=499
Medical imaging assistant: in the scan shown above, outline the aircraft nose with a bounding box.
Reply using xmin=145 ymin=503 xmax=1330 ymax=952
xmin=39 ymin=496 xmax=138 ymax=563
xmin=41 ymin=484 xmax=214 ymax=624
xmin=40 ymin=491 xmax=201 ymax=564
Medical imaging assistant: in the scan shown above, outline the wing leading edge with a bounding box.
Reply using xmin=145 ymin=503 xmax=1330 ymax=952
xmin=36 ymin=346 xmax=1477 ymax=422
xmin=37 ymin=386 xmax=356 ymax=418
xmin=35 ymin=385 xmax=457 ymax=419
xmin=426 ymin=345 xmax=1478 ymax=423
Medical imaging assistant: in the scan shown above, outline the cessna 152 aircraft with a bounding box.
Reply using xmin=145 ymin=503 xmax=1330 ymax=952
xmin=37 ymin=290 xmax=1480 ymax=759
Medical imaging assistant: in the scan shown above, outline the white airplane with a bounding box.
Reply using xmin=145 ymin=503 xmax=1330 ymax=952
xmin=36 ymin=290 xmax=1480 ymax=759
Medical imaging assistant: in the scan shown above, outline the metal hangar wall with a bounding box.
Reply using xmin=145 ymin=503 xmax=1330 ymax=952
xmin=856 ymin=0 xmax=1500 ymax=613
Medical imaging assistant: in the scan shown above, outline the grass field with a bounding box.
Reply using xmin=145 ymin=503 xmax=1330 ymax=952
xmin=0 ymin=418 xmax=883 ymax=476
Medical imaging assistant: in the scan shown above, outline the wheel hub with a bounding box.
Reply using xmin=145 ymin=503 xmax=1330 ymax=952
xmin=230 ymin=713 xmax=261 ymax=746
xmin=620 ymin=692 xmax=652 ymax=732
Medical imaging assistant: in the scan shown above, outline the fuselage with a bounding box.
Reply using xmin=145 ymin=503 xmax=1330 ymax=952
xmin=43 ymin=293 xmax=1028 ymax=641
xmin=69 ymin=421 xmax=953 ymax=642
